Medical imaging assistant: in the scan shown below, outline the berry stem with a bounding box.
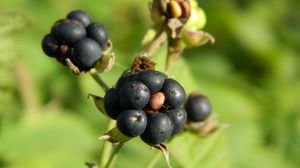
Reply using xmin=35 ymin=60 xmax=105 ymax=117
xmin=90 ymin=70 xmax=110 ymax=92
xmin=166 ymin=38 xmax=183 ymax=71
xmin=145 ymin=24 xmax=168 ymax=57
xmin=100 ymin=119 xmax=115 ymax=167
xmin=104 ymin=143 xmax=124 ymax=168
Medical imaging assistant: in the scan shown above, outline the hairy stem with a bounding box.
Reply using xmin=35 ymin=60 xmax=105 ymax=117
xmin=90 ymin=70 xmax=110 ymax=92
xmin=104 ymin=143 xmax=124 ymax=168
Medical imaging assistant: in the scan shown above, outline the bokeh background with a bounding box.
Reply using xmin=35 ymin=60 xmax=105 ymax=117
xmin=1 ymin=0 xmax=300 ymax=168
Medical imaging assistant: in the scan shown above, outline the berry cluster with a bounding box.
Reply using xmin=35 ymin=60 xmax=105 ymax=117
xmin=104 ymin=70 xmax=187 ymax=145
xmin=41 ymin=9 xmax=109 ymax=71
xmin=185 ymin=92 xmax=212 ymax=122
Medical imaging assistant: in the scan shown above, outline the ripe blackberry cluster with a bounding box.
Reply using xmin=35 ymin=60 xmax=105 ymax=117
xmin=184 ymin=92 xmax=212 ymax=122
xmin=104 ymin=70 xmax=187 ymax=145
xmin=41 ymin=9 xmax=109 ymax=71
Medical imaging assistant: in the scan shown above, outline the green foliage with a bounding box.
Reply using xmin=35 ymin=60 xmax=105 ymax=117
xmin=0 ymin=0 xmax=300 ymax=168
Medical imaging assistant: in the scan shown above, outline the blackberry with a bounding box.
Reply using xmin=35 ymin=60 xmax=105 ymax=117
xmin=87 ymin=23 xmax=109 ymax=49
xmin=104 ymin=88 xmax=122 ymax=120
xmin=67 ymin=9 xmax=92 ymax=27
xmin=162 ymin=78 xmax=186 ymax=108
xmin=140 ymin=113 xmax=173 ymax=145
xmin=116 ymin=72 xmax=136 ymax=89
xmin=119 ymin=81 xmax=150 ymax=109
xmin=185 ymin=93 xmax=212 ymax=122
xmin=55 ymin=19 xmax=86 ymax=44
xmin=42 ymin=34 xmax=59 ymax=57
xmin=164 ymin=108 xmax=187 ymax=135
xmin=135 ymin=70 xmax=166 ymax=93
xmin=117 ymin=110 xmax=147 ymax=137
xmin=72 ymin=38 xmax=102 ymax=71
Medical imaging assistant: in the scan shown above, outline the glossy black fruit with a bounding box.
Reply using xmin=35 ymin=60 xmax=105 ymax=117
xmin=116 ymin=72 xmax=136 ymax=89
xmin=42 ymin=34 xmax=59 ymax=57
xmin=104 ymin=88 xmax=122 ymax=120
xmin=72 ymin=38 xmax=102 ymax=71
xmin=185 ymin=93 xmax=212 ymax=122
xmin=51 ymin=19 xmax=64 ymax=35
xmin=67 ymin=9 xmax=92 ymax=27
xmin=140 ymin=113 xmax=173 ymax=145
xmin=164 ymin=108 xmax=187 ymax=135
xmin=119 ymin=81 xmax=150 ymax=109
xmin=135 ymin=70 xmax=166 ymax=93
xmin=117 ymin=110 xmax=147 ymax=137
xmin=87 ymin=23 xmax=109 ymax=49
xmin=55 ymin=19 xmax=86 ymax=44
xmin=162 ymin=79 xmax=186 ymax=108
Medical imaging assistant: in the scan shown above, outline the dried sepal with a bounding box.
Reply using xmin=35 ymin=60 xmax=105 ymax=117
xmin=102 ymin=39 xmax=113 ymax=55
xmin=130 ymin=55 xmax=156 ymax=73
xmin=152 ymin=143 xmax=172 ymax=168
xmin=183 ymin=30 xmax=215 ymax=47
xmin=167 ymin=18 xmax=184 ymax=39
xmin=65 ymin=58 xmax=82 ymax=75
xmin=99 ymin=127 xmax=131 ymax=144
xmin=94 ymin=52 xmax=115 ymax=73
xmin=85 ymin=162 xmax=99 ymax=168
xmin=185 ymin=115 xmax=229 ymax=137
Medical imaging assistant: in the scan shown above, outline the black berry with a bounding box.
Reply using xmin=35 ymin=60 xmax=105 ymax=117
xmin=162 ymin=79 xmax=186 ymax=108
xmin=185 ymin=93 xmax=212 ymax=122
xmin=116 ymin=72 xmax=136 ymax=89
xmin=119 ymin=81 xmax=150 ymax=109
xmin=135 ymin=70 xmax=166 ymax=93
xmin=42 ymin=34 xmax=59 ymax=57
xmin=140 ymin=113 xmax=173 ymax=145
xmin=104 ymin=88 xmax=122 ymax=120
xmin=51 ymin=19 xmax=64 ymax=35
xmin=72 ymin=38 xmax=102 ymax=71
xmin=55 ymin=19 xmax=86 ymax=44
xmin=164 ymin=108 xmax=187 ymax=135
xmin=117 ymin=110 xmax=147 ymax=137
xmin=67 ymin=9 xmax=92 ymax=27
xmin=87 ymin=23 xmax=109 ymax=49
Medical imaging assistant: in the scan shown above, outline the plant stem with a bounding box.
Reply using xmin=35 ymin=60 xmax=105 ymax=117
xmin=145 ymin=23 xmax=168 ymax=57
xmin=146 ymin=152 xmax=161 ymax=168
xmin=145 ymin=31 xmax=168 ymax=57
xmin=104 ymin=143 xmax=124 ymax=168
xmin=90 ymin=71 xmax=110 ymax=92
xmin=100 ymin=119 xmax=115 ymax=167
xmin=15 ymin=59 xmax=41 ymax=119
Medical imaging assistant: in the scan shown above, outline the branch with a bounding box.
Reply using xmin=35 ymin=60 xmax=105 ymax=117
xmin=90 ymin=70 xmax=110 ymax=92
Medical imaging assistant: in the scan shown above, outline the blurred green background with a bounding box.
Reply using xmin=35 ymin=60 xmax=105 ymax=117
xmin=0 ymin=0 xmax=300 ymax=168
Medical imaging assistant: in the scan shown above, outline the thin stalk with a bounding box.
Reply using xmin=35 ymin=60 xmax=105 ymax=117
xmin=100 ymin=119 xmax=115 ymax=167
xmin=145 ymin=23 xmax=168 ymax=57
xmin=104 ymin=143 xmax=124 ymax=168
xmin=90 ymin=71 xmax=110 ymax=92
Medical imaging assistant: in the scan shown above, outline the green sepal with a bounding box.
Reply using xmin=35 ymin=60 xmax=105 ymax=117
xmin=99 ymin=127 xmax=131 ymax=144
xmin=88 ymin=94 xmax=106 ymax=115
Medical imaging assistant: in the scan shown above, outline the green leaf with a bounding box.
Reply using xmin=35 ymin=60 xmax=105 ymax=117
xmin=0 ymin=113 xmax=95 ymax=168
